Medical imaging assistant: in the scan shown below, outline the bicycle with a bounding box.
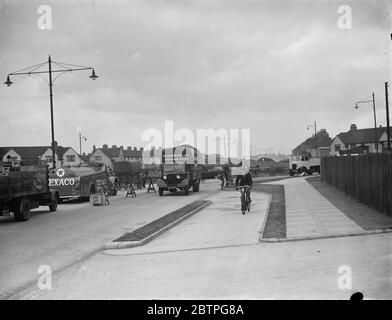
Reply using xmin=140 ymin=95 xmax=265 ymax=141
xmin=237 ymin=185 xmax=251 ymax=215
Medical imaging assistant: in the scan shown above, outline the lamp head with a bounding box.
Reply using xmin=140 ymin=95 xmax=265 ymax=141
xmin=89 ymin=69 xmax=98 ymax=80
xmin=4 ymin=75 xmax=12 ymax=87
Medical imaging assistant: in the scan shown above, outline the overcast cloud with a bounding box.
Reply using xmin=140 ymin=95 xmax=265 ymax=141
xmin=0 ymin=0 xmax=391 ymax=155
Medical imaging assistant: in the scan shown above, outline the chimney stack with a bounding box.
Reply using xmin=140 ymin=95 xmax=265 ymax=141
xmin=350 ymin=124 xmax=357 ymax=131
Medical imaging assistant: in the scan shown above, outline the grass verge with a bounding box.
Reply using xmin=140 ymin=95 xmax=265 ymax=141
xmin=253 ymin=184 xmax=286 ymax=239
xmin=114 ymin=200 xmax=210 ymax=242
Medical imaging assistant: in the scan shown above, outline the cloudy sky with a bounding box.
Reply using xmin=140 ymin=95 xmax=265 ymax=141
xmin=0 ymin=0 xmax=391 ymax=155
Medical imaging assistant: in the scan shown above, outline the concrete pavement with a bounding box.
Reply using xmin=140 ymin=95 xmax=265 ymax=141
xmin=268 ymin=176 xmax=365 ymax=238
xmin=11 ymin=184 xmax=391 ymax=299
xmin=5 ymin=177 xmax=392 ymax=299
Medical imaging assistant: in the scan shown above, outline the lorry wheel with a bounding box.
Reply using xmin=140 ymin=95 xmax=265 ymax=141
xmin=289 ymin=170 xmax=294 ymax=176
xmin=14 ymin=198 xmax=31 ymax=221
xmin=307 ymin=169 xmax=313 ymax=176
xmin=49 ymin=194 xmax=58 ymax=212
xmin=184 ymin=187 xmax=189 ymax=195
xmin=159 ymin=188 xmax=164 ymax=196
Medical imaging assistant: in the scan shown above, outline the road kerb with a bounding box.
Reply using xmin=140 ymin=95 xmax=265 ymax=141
xmin=259 ymin=228 xmax=392 ymax=243
xmin=104 ymin=201 xmax=211 ymax=249
xmin=258 ymin=193 xmax=272 ymax=241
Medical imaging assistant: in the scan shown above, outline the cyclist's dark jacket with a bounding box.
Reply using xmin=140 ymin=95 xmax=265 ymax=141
xmin=235 ymin=172 xmax=253 ymax=187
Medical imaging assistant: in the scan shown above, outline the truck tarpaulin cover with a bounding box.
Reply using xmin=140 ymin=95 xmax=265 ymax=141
xmin=0 ymin=167 xmax=47 ymax=197
xmin=112 ymin=161 xmax=141 ymax=176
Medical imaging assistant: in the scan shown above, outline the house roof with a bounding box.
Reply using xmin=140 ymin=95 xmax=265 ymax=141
xmin=337 ymin=126 xmax=390 ymax=145
xmin=0 ymin=147 xmax=11 ymax=159
xmin=98 ymin=147 xmax=122 ymax=158
xmin=292 ymin=130 xmax=332 ymax=155
xmin=123 ymin=149 xmax=142 ymax=158
xmin=1 ymin=146 xmax=50 ymax=160
xmin=0 ymin=146 xmax=73 ymax=160
xmin=56 ymin=146 xmax=71 ymax=159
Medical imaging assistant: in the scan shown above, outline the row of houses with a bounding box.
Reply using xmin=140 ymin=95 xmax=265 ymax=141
xmin=292 ymin=124 xmax=392 ymax=157
xmin=0 ymin=143 xmax=145 ymax=169
xmin=0 ymin=144 xmax=82 ymax=167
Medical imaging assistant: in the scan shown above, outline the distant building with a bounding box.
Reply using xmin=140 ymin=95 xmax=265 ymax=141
xmin=0 ymin=144 xmax=81 ymax=168
xmin=79 ymin=153 xmax=91 ymax=164
xmin=292 ymin=129 xmax=332 ymax=158
xmin=123 ymin=146 xmax=143 ymax=161
xmin=89 ymin=144 xmax=144 ymax=169
xmin=330 ymin=124 xmax=392 ymax=156
xmin=89 ymin=144 xmax=124 ymax=169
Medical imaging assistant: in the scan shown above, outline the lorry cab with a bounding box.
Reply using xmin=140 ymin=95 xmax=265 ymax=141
xmin=289 ymin=154 xmax=320 ymax=176
xmin=157 ymin=163 xmax=201 ymax=196
xmin=157 ymin=145 xmax=202 ymax=196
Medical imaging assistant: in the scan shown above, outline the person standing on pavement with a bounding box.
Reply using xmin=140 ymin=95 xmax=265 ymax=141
xmin=218 ymin=170 xmax=225 ymax=190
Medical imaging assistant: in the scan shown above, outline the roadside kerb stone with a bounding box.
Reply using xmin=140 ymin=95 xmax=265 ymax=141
xmin=104 ymin=201 xmax=211 ymax=249
xmin=260 ymin=228 xmax=392 ymax=242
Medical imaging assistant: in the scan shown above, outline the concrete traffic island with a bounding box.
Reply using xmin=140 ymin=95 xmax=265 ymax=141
xmin=104 ymin=200 xmax=211 ymax=249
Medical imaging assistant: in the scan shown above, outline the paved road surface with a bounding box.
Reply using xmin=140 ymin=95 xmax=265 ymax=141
xmin=0 ymin=180 xmax=220 ymax=298
xmin=12 ymin=188 xmax=392 ymax=300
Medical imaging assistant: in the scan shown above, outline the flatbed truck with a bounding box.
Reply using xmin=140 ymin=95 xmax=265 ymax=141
xmin=0 ymin=160 xmax=59 ymax=221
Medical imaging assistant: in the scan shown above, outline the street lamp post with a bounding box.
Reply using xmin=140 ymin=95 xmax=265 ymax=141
xmin=79 ymin=132 xmax=87 ymax=156
xmin=307 ymin=121 xmax=317 ymax=136
xmin=355 ymin=92 xmax=378 ymax=152
xmin=385 ymin=82 xmax=391 ymax=152
xmin=4 ymin=55 xmax=98 ymax=169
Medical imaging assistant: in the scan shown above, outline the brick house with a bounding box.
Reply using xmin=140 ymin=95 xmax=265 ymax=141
xmin=0 ymin=144 xmax=81 ymax=168
xmin=330 ymin=124 xmax=392 ymax=156
xmin=89 ymin=144 xmax=124 ymax=169
xmin=123 ymin=146 xmax=143 ymax=161
xmin=292 ymin=129 xmax=332 ymax=158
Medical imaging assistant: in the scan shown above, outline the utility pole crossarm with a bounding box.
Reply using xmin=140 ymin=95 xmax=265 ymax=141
xmin=8 ymin=67 xmax=93 ymax=76
xmin=4 ymin=55 xmax=98 ymax=169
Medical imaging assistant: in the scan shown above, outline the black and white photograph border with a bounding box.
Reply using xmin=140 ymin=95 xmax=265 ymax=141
xmin=0 ymin=0 xmax=391 ymax=304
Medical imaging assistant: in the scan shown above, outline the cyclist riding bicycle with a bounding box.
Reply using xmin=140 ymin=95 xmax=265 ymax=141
xmin=235 ymin=170 xmax=253 ymax=202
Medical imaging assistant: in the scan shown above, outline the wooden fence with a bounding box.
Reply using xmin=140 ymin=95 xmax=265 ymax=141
xmin=321 ymin=153 xmax=392 ymax=215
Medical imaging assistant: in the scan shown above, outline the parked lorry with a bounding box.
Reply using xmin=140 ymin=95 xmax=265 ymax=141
xmin=111 ymin=160 xmax=142 ymax=187
xmin=0 ymin=160 xmax=59 ymax=221
xmin=157 ymin=145 xmax=202 ymax=196
xmin=48 ymin=164 xmax=116 ymax=201
xmin=289 ymin=154 xmax=320 ymax=176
